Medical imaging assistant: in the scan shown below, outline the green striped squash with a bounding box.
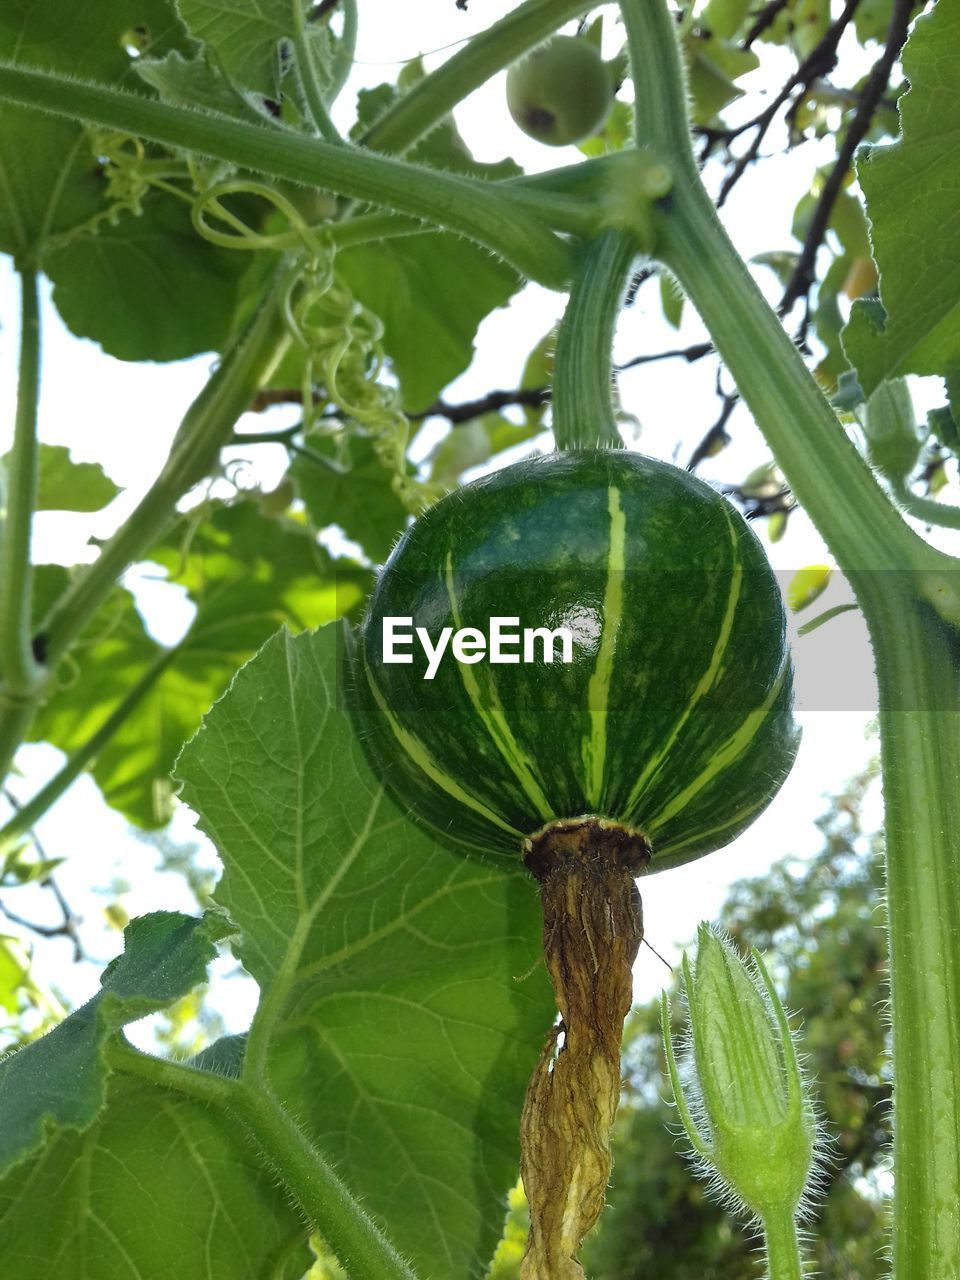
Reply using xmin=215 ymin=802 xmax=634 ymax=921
xmin=353 ymin=450 xmax=799 ymax=870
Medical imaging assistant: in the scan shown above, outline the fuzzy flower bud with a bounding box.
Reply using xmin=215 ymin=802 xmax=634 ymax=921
xmin=662 ymin=924 xmax=819 ymax=1221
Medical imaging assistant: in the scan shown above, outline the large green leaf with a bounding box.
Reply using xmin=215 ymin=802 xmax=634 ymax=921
xmin=0 ymin=1 xmax=270 ymax=360
xmin=843 ymin=1 xmax=960 ymax=394
xmin=44 ymin=189 xmax=260 ymax=363
xmin=0 ymin=1077 xmax=311 ymax=1280
xmin=337 ymin=63 xmax=522 ymax=413
xmin=0 ymin=908 xmax=307 ymax=1277
xmin=0 ymin=910 xmax=225 ymax=1174
xmin=176 ymin=0 xmax=296 ymax=98
xmin=30 ymin=502 xmax=365 ymax=828
xmin=339 ymin=236 xmax=520 ymax=414
xmin=176 ymin=625 xmax=553 ymax=1277
xmin=0 ymin=0 xmax=187 ymax=262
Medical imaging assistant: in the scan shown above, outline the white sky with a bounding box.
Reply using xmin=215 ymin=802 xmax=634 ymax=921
xmin=0 ymin=2 xmax=955 ymax=1044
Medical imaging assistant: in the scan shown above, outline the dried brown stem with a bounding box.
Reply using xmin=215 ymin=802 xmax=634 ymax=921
xmin=519 ymin=819 xmax=650 ymax=1279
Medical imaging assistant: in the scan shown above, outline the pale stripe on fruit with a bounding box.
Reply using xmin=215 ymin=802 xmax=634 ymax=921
xmin=582 ymin=486 xmax=627 ymax=808
xmin=444 ymin=550 xmax=554 ymax=822
xmin=644 ymin=655 xmax=790 ymax=836
xmin=624 ymin=503 xmax=742 ymax=814
xmin=365 ymin=665 xmax=523 ymax=837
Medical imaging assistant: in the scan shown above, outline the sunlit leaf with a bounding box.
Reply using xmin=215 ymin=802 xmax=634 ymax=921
xmin=176 ymin=625 xmax=553 ymax=1277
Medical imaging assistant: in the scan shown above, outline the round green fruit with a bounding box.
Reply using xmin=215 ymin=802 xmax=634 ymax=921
xmin=506 ymin=36 xmax=613 ymax=146
xmin=353 ymin=450 xmax=799 ymax=870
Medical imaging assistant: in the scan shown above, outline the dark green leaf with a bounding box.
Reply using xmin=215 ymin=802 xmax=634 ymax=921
xmin=176 ymin=0 xmax=289 ymax=98
xmin=0 ymin=910 xmax=224 ymax=1174
xmin=0 ymin=1076 xmax=310 ymax=1279
xmin=338 ymin=233 xmax=520 ymax=414
xmin=45 ymin=193 xmax=262 ymax=362
xmin=291 ymin=433 xmax=408 ymax=563
xmin=0 ymin=0 xmax=188 ymax=261
xmin=175 ymin=625 xmax=553 ymax=1278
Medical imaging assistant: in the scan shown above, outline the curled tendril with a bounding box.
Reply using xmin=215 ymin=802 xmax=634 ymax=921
xmin=192 ymin=180 xmax=435 ymax=512
xmin=55 ymin=136 xmax=435 ymax=514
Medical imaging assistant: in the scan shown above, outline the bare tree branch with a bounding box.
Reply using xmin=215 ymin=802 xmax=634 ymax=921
xmin=778 ymin=0 xmax=914 ymax=317
xmin=412 ymin=387 xmax=550 ymax=423
xmin=617 ymin=341 xmax=715 ymax=373
xmin=687 ymin=372 xmax=740 ymax=471
xmin=710 ymin=0 xmax=864 ymax=206
xmin=743 ymin=0 xmax=791 ymax=49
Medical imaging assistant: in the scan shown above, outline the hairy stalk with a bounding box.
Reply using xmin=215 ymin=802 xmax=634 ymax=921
xmin=0 ymin=63 xmax=573 ymax=289
xmin=891 ymin=481 xmax=960 ymax=532
xmin=358 ymin=0 xmax=593 ymax=154
xmin=234 ymin=1084 xmax=419 ymax=1280
xmin=107 ymin=1036 xmax=239 ymax=1107
xmin=619 ymin=0 xmax=960 ymax=1271
xmin=0 ymin=646 xmax=177 ymax=857
xmin=109 ymin=1040 xmax=419 ymax=1279
xmin=552 ymin=230 xmax=638 ymax=451
xmin=291 ymin=0 xmax=341 ymax=143
xmin=0 ymin=269 xmax=43 ymax=786
xmin=762 ymin=1210 xmax=805 ymax=1280
xmin=38 ymin=267 xmax=293 ymax=672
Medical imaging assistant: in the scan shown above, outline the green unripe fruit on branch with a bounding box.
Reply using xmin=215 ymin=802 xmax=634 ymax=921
xmin=355 ymin=450 xmax=798 ymax=866
xmin=352 ymin=449 xmax=799 ymax=1276
xmin=506 ymin=36 xmax=614 ymax=147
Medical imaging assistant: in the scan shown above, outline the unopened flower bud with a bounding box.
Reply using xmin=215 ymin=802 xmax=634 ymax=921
xmin=662 ymin=924 xmax=818 ymax=1220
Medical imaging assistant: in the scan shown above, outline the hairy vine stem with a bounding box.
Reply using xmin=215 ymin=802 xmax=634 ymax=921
xmin=0 ymin=63 xmax=576 ymax=288
xmin=619 ymin=0 xmax=960 ymax=1272
xmin=552 ymin=230 xmax=638 ymax=451
xmin=290 ymin=0 xmax=342 ymax=143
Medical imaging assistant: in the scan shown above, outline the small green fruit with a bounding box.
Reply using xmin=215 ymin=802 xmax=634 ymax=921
xmin=506 ymin=36 xmax=613 ymax=147
xmin=352 ymin=450 xmax=799 ymax=867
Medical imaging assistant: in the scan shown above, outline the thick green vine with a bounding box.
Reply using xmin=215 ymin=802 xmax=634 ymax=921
xmin=618 ymin=0 xmax=960 ymax=1273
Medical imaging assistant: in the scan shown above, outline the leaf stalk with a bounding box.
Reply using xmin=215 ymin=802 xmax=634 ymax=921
xmin=0 ymin=269 xmax=43 ymax=784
